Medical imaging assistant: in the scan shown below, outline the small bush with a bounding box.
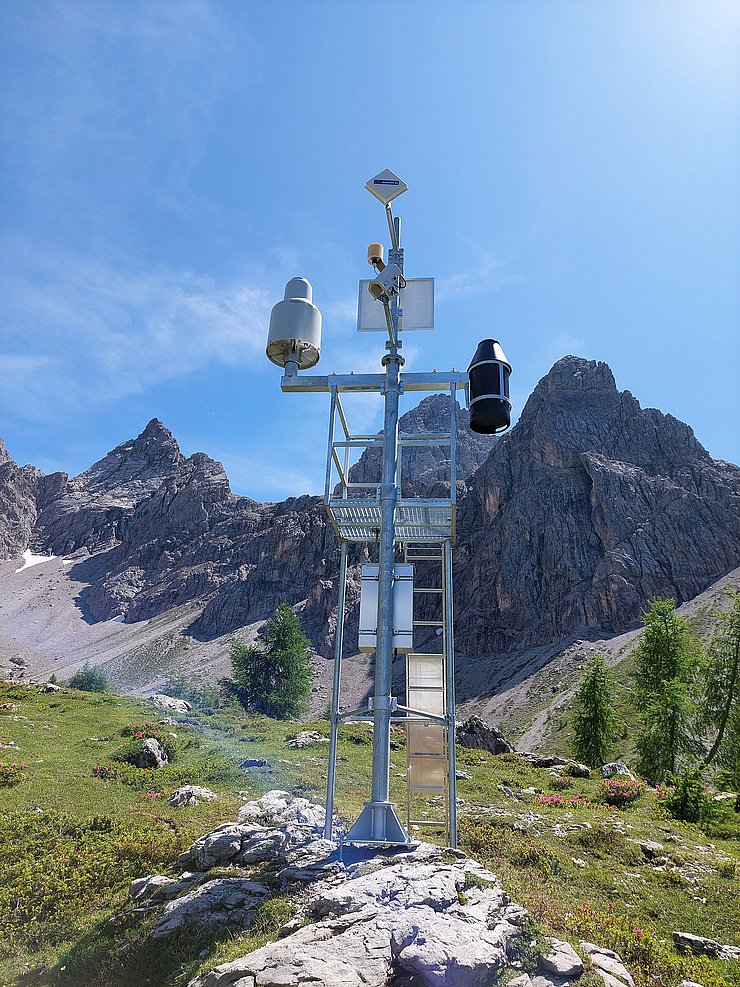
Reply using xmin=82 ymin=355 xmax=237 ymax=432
xmin=665 ymin=768 xmax=714 ymax=824
xmin=0 ymin=762 xmax=28 ymax=787
xmin=717 ymin=859 xmax=736 ymax=879
xmin=68 ymin=663 xmax=109 ymax=693
xmin=599 ymin=778 xmax=645 ymax=807
xmin=549 ymin=775 xmax=573 ymax=790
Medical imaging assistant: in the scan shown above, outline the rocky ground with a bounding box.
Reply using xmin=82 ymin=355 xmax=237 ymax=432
xmin=121 ymin=789 xmax=636 ymax=987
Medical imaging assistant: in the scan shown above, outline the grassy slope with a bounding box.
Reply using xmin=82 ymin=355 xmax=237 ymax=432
xmin=1 ymin=683 xmax=739 ymax=987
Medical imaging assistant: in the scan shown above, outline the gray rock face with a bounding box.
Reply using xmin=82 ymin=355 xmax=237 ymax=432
xmin=0 ymin=439 xmax=41 ymax=560
xmin=454 ymin=357 xmax=740 ymax=656
xmin=456 ymin=715 xmax=513 ymax=754
xmin=192 ymin=851 xmax=519 ymax=987
xmin=34 ymin=419 xmax=184 ymax=556
xmin=345 ymin=393 xmax=494 ymax=497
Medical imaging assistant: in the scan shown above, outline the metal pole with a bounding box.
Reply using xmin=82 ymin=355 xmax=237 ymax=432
xmin=443 ymin=540 xmax=458 ymax=848
xmin=324 ymin=541 xmax=348 ymax=839
xmin=369 ymin=339 xmax=402 ymax=840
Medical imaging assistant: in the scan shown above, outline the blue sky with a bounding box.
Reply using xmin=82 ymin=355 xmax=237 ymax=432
xmin=1 ymin=0 xmax=738 ymax=501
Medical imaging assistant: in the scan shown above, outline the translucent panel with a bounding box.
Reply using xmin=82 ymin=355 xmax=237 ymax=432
xmin=408 ymin=722 xmax=445 ymax=755
xmin=408 ymin=655 xmax=444 ymax=689
xmin=408 ymin=687 xmax=444 ymax=717
xmin=409 ymin=755 xmax=447 ymax=788
xmin=357 ymin=279 xmax=434 ymax=332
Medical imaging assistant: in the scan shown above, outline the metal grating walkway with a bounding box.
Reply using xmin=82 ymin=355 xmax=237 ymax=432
xmin=325 ymin=499 xmax=455 ymax=544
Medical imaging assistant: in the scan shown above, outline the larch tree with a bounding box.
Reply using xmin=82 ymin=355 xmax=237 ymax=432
xmin=571 ymin=654 xmax=618 ymax=767
xmin=630 ymin=597 xmax=705 ymax=785
xmin=229 ymin=602 xmax=313 ymax=720
xmin=701 ymin=589 xmax=740 ymax=768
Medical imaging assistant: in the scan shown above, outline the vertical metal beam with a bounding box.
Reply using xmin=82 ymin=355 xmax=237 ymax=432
xmin=443 ymin=540 xmax=458 ymax=847
xmin=324 ymin=541 xmax=349 ymax=839
xmin=324 ymin=386 xmax=338 ymax=502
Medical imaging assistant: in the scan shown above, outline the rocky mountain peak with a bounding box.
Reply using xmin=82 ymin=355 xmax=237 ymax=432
xmin=0 ymin=437 xmax=10 ymax=467
xmin=75 ymin=418 xmax=183 ymax=494
xmin=511 ymin=354 xmax=707 ymax=474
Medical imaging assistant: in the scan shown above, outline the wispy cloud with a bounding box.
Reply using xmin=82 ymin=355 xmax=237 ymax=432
xmin=0 ymin=243 xmax=274 ymax=419
xmin=437 ymin=256 xmax=521 ymax=302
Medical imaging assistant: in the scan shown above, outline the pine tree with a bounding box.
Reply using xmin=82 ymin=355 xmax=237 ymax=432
xmin=571 ymin=654 xmax=618 ymax=767
xmin=229 ymin=603 xmax=313 ymax=719
xmin=700 ymin=589 xmax=740 ymax=768
xmin=630 ymin=598 xmax=704 ymax=784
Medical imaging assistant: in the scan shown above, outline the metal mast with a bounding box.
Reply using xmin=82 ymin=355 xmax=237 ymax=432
xmin=265 ymin=169 xmax=513 ymax=848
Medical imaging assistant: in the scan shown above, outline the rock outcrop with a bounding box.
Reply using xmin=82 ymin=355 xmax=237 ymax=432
xmin=0 ymin=438 xmax=41 ymax=560
xmin=454 ymin=357 xmax=740 ymax=656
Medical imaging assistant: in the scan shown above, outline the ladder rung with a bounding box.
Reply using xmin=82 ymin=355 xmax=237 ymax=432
xmin=409 ymin=819 xmax=448 ymax=827
xmin=413 ymin=620 xmax=443 ymax=627
xmin=408 ymin=784 xmax=447 ymax=792
xmin=413 ymin=588 xmax=443 ymax=594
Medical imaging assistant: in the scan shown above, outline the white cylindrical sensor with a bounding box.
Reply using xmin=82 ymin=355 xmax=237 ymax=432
xmin=266 ymin=277 xmax=322 ymax=369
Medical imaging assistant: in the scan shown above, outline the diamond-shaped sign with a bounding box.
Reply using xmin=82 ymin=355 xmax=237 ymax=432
xmin=365 ymin=168 xmax=408 ymax=205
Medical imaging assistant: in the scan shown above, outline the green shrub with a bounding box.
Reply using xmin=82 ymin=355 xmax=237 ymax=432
xmin=0 ymin=761 xmax=28 ymax=787
xmin=68 ymin=663 xmax=109 ymax=693
xmin=0 ymin=809 xmax=186 ymax=955
xmin=665 ymin=768 xmax=714 ymax=824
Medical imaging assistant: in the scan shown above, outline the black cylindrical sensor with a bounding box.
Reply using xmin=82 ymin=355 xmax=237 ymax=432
xmin=468 ymin=339 xmax=512 ymax=434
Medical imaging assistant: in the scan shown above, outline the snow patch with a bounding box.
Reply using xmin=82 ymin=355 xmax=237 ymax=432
xmin=15 ymin=549 xmax=57 ymax=573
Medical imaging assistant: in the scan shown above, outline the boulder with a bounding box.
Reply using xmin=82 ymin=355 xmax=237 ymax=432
xmin=673 ymin=932 xmax=740 ymax=960
xmin=236 ymin=790 xmax=326 ymax=830
xmin=135 ymin=737 xmax=169 ymax=769
xmin=150 ymin=694 xmax=191 ymax=714
xmin=286 ymin=730 xmax=328 ymax=749
xmin=456 ymin=716 xmax=513 ymax=754
xmin=580 ymin=942 xmax=634 ymax=987
xmin=540 ymin=939 xmax=584 ymax=978
xmin=41 ymin=683 xmax=61 ymax=693
xmin=169 ymin=785 xmax=217 ymax=807
xmin=178 ymin=823 xmax=263 ymax=870
xmin=565 ymin=762 xmax=591 ymax=778
xmin=600 ymin=761 xmax=635 ymax=779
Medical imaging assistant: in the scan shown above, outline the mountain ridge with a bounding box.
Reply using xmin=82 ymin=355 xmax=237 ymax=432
xmin=1 ymin=356 xmax=738 ymax=715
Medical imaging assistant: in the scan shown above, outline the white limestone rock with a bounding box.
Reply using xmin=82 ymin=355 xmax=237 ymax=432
xmin=152 ymin=878 xmax=269 ymax=939
xmin=236 ymin=789 xmax=326 ymax=830
xmin=170 ymin=785 xmax=217 ymax=807
xmin=540 ymin=939 xmax=584 ymax=978
xmin=150 ymin=693 xmax=191 ymax=713
xmin=580 ymin=941 xmax=634 ymax=987
xmin=189 ymin=847 xmax=519 ymax=987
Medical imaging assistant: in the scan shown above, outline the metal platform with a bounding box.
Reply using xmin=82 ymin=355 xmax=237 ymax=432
xmin=325 ymin=499 xmax=455 ymax=544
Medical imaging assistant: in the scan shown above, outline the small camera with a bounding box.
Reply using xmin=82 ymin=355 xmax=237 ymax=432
xmin=368 ymin=263 xmax=402 ymax=302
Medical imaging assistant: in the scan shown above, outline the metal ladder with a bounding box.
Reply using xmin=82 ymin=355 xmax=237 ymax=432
xmin=403 ymin=543 xmax=450 ymax=842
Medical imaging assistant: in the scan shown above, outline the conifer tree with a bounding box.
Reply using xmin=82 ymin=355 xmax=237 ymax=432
xmin=701 ymin=589 xmax=740 ymax=768
xmin=229 ymin=603 xmax=313 ymax=719
xmin=630 ymin=598 xmax=704 ymax=784
xmin=571 ymin=654 xmax=618 ymax=767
